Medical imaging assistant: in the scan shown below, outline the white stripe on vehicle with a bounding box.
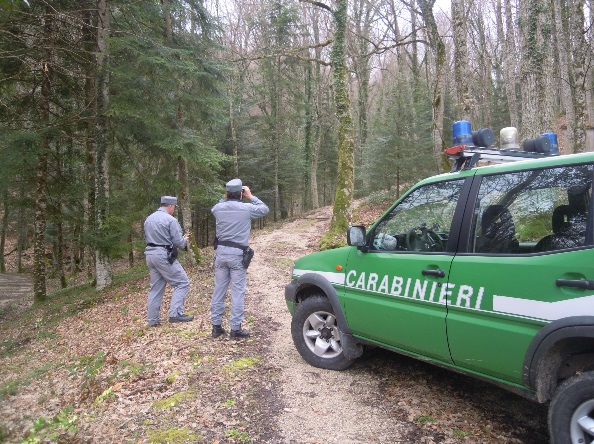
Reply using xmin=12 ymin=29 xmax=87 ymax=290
xmin=493 ymin=294 xmax=594 ymax=321
xmin=293 ymin=269 xmax=345 ymax=286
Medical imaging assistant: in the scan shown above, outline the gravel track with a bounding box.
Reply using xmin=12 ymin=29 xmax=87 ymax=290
xmin=248 ymin=207 xmax=411 ymax=443
xmin=246 ymin=206 xmax=549 ymax=443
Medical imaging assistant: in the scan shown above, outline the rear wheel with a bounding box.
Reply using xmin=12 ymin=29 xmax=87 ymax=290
xmin=291 ymin=296 xmax=355 ymax=370
xmin=549 ymin=371 xmax=594 ymax=443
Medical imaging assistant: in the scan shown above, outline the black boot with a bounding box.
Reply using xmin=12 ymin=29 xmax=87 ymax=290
xmin=230 ymin=326 xmax=250 ymax=339
xmin=212 ymin=325 xmax=226 ymax=338
xmin=169 ymin=314 xmax=194 ymax=323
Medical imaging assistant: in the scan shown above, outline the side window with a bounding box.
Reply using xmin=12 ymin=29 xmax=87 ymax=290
xmin=371 ymin=179 xmax=465 ymax=253
xmin=472 ymin=164 xmax=592 ymax=254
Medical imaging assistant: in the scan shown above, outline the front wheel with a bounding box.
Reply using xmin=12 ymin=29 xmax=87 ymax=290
xmin=549 ymin=371 xmax=594 ymax=443
xmin=291 ymin=296 xmax=355 ymax=371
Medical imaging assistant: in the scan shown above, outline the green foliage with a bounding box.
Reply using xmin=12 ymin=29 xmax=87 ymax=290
xmin=225 ymin=428 xmax=251 ymax=443
xmin=414 ymin=414 xmax=436 ymax=424
xmin=93 ymin=386 xmax=115 ymax=406
xmin=320 ymin=226 xmax=347 ymax=251
xmin=146 ymin=427 xmax=202 ymax=443
xmin=365 ymin=75 xmax=436 ymax=196
xmin=22 ymin=408 xmax=78 ymax=444
xmin=0 ymin=337 xmax=18 ymax=360
xmin=226 ymin=357 xmax=260 ymax=371
xmin=0 ymin=0 xmax=228 ymax=288
xmin=113 ymin=360 xmax=146 ymax=380
xmin=452 ymin=428 xmax=473 ymax=438
xmin=152 ymin=391 xmax=195 ymax=411
xmin=78 ymin=351 xmax=106 ymax=381
xmin=0 ymin=363 xmax=53 ymax=399
xmin=516 ymin=212 xmax=550 ymax=241
xmin=236 ymin=0 xmax=310 ymax=218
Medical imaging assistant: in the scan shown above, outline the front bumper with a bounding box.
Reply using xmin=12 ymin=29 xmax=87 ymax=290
xmin=284 ymin=279 xmax=298 ymax=316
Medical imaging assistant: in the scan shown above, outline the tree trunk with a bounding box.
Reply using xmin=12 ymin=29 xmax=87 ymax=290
xmin=475 ymin=8 xmax=491 ymax=127
xmin=17 ymin=187 xmax=26 ymax=273
xmin=178 ymin=154 xmax=199 ymax=263
xmin=0 ymin=196 xmax=8 ymax=273
xmin=229 ymin=79 xmax=239 ymax=176
xmin=502 ymin=0 xmax=519 ymax=128
xmin=452 ymin=0 xmax=471 ymax=120
xmin=553 ymin=0 xmax=575 ymax=153
xmin=323 ymin=0 xmax=356 ymax=245
xmin=352 ymin=0 xmax=372 ymax=193
xmin=418 ymin=0 xmax=446 ymax=171
xmin=303 ymin=59 xmax=313 ymax=211
xmin=310 ymin=6 xmax=322 ymax=210
xmin=95 ymin=0 xmax=112 ymax=290
xmin=55 ymin=141 xmax=67 ymax=289
xmin=83 ymin=2 xmax=97 ymax=280
xmin=519 ymin=0 xmax=552 ymax=138
xmin=586 ymin=0 xmax=594 ymax=124
xmin=571 ymin=0 xmax=587 ymax=152
xmin=33 ymin=7 xmax=53 ymax=303
xmin=274 ymin=55 xmax=281 ymax=221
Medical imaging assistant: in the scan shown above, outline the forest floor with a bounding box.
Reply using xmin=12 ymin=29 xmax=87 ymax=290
xmin=0 ymin=203 xmax=549 ymax=443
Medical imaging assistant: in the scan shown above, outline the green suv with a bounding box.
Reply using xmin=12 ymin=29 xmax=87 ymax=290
xmin=285 ymin=151 xmax=594 ymax=443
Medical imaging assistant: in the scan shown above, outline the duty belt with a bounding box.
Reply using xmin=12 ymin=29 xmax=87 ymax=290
xmin=147 ymin=243 xmax=171 ymax=249
xmin=216 ymin=240 xmax=248 ymax=251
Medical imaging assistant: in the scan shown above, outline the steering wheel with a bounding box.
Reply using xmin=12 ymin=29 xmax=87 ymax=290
xmin=406 ymin=225 xmax=442 ymax=252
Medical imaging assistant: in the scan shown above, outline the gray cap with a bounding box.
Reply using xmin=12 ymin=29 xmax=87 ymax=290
xmin=161 ymin=196 xmax=177 ymax=205
xmin=226 ymin=178 xmax=243 ymax=193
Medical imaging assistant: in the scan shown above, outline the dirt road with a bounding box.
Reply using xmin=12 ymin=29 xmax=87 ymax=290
xmin=0 ymin=273 xmax=33 ymax=307
xmin=247 ymin=206 xmax=549 ymax=443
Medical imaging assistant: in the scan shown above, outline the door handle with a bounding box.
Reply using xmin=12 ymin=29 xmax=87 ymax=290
xmin=422 ymin=269 xmax=445 ymax=278
xmin=556 ymin=279 xmax=594 ymax=290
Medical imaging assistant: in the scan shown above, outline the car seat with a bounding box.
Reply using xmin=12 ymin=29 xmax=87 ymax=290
xmin=373 ymin=232 xmax=398 ymax=251
xmin=475 ymin=205 xmax=520 ymax=253
xmin=534 ymin=205 xmax=583 ymax=252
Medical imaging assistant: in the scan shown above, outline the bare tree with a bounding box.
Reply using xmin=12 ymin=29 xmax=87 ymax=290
xmin=553 ymin=0 xmax=575 ymax=152
xmin=502 ymin=0 xmax=519 ymax=128
xmin=33 ymin=5 xmax=52 ymax=303
xmin=327 ymin=0 xmax=356 ymax=242
xmin=82 ymin=1 xmax=97 ymax=279
xmin=417 ymin=0 xmax=447 ymax=171
xmin=95 ymin=0 xmax=113 ymax=290
xmin=571 ymin=0 xmax=587 ymax=152
xmin=519 ymin=0 xmax=553 ymax=138
xmin=350 ymin=0 xmax=377 ymax=192
xmin=452 ymin=0 xmax=471 ymax=120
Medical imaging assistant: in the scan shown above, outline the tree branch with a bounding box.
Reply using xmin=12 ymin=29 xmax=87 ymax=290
xmin=299 ymin=0 xmax=332 ymax=13
xmin=230 ymin=39 xmax=333 ymax=66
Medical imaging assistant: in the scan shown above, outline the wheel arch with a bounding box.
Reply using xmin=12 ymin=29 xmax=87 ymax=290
xmin=290 ymin=272 xmax=363 ymax=360
xmin=523 ymin=316 xmax=594 ymax=402
xmin=291 ymin=272 xmax=351 ymax=334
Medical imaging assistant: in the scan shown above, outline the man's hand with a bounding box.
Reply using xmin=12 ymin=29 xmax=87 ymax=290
xmin=242 ymin=186 xmax=253 ymax=199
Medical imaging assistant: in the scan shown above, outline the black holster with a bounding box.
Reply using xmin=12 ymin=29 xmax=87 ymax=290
xmin=242 ymin=247 xmax=254 ymax=269
xmin=166 ymin=245 xmax=178 ymax=264
xmin=216 ymin=240 xmax=254 ymax=269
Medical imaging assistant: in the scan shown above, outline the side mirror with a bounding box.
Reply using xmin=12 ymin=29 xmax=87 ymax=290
xmin=347 ymin=225 xmax=367 ymax=247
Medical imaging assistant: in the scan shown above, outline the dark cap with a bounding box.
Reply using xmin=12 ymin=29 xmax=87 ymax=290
xmin=226 ymin=178 xmax=243 ymax=193
xmin=161 ymin=196 xmax=177 ymax=205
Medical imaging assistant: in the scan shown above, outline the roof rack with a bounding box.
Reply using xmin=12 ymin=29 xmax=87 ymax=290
xmin=444 ymin=145 xmax=557 ymax=173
